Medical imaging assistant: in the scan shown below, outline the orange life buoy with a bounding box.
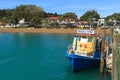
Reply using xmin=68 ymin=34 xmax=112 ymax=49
xmin=80 ymin=44 xmax=87 ymax=48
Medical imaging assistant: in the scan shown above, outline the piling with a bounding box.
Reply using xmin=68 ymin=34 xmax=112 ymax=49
xmin=112 ymin=34 xmax=120 ymax=80
xmin=111 ymin=32 xmax=116 ymax=80
xmin=100 ymin=29 xmax=106 ymax=76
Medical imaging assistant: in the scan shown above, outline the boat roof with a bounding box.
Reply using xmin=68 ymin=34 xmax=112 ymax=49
xmin=75 ymin=33 xmax=94 ymax=37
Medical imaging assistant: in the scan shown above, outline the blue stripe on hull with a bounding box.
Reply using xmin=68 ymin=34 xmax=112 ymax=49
xmin=67 ymin=54 xmax=100 ymax=71
xmin=72 ymin=57 xmax=100 ymax=71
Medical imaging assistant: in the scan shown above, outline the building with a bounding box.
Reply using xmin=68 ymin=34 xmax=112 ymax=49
xmin=98 ymin=18 xmax=105 ymax=27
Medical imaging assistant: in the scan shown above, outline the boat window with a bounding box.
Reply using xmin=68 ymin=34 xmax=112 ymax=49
xmin=88 ymin=37 xmax=93 ymax=42
xmin=82 ymin=36 xmax=87 ymax=39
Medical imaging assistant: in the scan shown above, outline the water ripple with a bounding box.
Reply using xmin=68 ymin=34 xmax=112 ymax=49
xmin=0 ymin=54 xmax=24 ymax=64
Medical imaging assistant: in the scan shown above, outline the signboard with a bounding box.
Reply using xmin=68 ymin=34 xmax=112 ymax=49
xmin=77 ymin=30 xmax=94 ymax=34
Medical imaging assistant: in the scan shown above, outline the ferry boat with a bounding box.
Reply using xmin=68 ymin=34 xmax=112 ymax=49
xmin=66 ymin=29 xmax=105 ymax=72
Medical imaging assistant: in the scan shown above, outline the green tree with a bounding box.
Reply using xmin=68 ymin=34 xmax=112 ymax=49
xmin=105 ymin=13 xmax=120 ymax=21
xmin=59 ymin=12 xmax=77 ymax=20
xmin=46 ymin=12 xmax=59 ymax=17
xmin=13 ymin=5 xmax=46 ymax=27
xmin=0 ymin=9 xmax=14 ymax=23
xmin=105 ymin=13 xmax=120 ymax=27
xmin=80 ymin=10 xmax=100 ymax=21
xmin=59 ymin=12 xmax=77 ymax=28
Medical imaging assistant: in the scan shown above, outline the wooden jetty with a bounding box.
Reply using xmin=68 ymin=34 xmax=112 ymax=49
xmin=104 ymin=31 xmax=120 ymax=80
xmin=99 ymin=29 xmax=120 ymax=80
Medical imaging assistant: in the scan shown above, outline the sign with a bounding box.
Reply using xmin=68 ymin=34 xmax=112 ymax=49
xmin=77 ymin=30 xmax=94 ymax=34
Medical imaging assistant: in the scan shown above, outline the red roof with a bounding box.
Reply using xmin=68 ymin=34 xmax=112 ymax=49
xmin=0 ymin=22 xmax=6 ymax=25
xmin=48 ymin=16 xmax=58 ymax=20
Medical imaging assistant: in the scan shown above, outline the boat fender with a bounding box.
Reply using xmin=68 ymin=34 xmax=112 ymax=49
xmin=68 ymin=48 xmax=74 ymax=54
xmin=80 ymin=44 xmax=87 ymax=48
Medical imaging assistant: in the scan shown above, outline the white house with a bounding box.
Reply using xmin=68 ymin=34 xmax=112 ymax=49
xmin=98 ymin=18 xmax=105 ymax=27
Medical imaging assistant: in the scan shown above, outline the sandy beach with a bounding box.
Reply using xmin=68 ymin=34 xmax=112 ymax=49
xmin=0 ymin=28 xmax=112 ymax=34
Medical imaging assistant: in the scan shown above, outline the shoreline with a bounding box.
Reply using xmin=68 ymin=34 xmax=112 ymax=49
xmin=0 ymin=28 xmax=112 ymax=34
xmin=0 ymin=28 xmax=77 ymax=34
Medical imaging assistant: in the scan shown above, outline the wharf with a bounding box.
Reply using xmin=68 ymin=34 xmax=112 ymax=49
xmin=106 ymin=33 xmax=120 ymax=80
xmin=99 ymin=29 xmax=120 ymax=80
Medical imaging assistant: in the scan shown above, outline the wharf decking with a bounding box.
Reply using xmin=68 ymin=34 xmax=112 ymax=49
xmin=100 ymin=30 xmax=120 ymax=80
xmin=106 ymin=33 xmax=120 ymax=80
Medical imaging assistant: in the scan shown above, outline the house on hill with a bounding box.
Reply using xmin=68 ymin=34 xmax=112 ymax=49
xmin=48 ymin=16 xmax=59 ymax=23
xmin=0 ymin=22 xmax=6 ymax=28
xmin=47 ymin=16 xmax=59 ymax=28
xmin=18 ymin=18 xmax=29 ymax=27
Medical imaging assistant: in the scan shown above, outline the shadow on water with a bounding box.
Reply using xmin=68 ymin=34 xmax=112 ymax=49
xmin=65 ymin=64 xmax=111 ymax=80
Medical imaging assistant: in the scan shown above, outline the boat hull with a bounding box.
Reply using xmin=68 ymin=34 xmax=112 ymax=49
xmin=66 ymin=53 xmax=100 ymax=72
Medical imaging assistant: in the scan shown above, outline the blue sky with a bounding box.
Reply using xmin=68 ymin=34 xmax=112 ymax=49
xmin=0 ymin=0 xmax=120 ymax=18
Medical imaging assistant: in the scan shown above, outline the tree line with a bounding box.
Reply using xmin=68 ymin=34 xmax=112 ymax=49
xmin=0 ymin=4 xmax=120 ymax=28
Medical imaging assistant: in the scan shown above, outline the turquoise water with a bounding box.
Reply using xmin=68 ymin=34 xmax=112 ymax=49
xmin=0 ymin=33 xmax=111 ymax=80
